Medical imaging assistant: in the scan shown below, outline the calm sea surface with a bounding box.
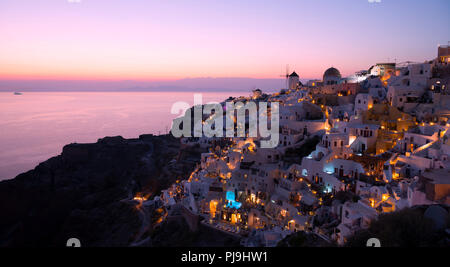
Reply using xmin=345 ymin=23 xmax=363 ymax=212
xmin=0 ymin=91 xmax=248 ymax=180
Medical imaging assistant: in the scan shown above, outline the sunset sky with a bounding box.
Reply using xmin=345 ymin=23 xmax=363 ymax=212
xmin=0 ymin=0 xmax=449 ymax=83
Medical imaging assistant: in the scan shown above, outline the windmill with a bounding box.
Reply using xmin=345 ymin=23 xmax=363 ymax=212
xmin=279 ymin=64 xmax=290 ymax=90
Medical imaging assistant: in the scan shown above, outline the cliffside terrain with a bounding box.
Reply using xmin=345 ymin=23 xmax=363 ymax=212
xmin=0 ymin=134 xmax=206 ymax=247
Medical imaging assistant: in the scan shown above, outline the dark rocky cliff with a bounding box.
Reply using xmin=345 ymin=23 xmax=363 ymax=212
xmin=0 ymin=134 xmax=202 ymax=247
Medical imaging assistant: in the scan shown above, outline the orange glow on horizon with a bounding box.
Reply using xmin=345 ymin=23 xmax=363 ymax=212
xmin=0 ymin=68 xmax=330 ymax=81
xmin=0 ymin=70 xmax=303 ymax=81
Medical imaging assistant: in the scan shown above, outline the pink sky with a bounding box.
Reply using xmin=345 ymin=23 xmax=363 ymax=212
xmin=0 ymin=0 xmax=449 ymax=82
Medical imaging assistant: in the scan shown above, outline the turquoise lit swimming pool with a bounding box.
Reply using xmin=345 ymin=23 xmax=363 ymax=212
xmin=226 ymin=191 xmax=242 ymax=209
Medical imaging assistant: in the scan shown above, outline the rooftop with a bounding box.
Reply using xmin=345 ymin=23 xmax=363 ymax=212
xmin=421 ymin=169 xmax=450 ymax=185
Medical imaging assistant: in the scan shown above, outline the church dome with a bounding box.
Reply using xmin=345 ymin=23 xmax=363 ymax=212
xmin=323 ymin=67 xmax=341 ymax=85
xmin=323 ymin=67 xmax=341 ymax=79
